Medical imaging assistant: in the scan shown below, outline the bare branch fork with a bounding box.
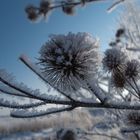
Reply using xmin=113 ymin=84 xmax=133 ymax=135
xmin=0 ymin=54 xmax=140 ymax=118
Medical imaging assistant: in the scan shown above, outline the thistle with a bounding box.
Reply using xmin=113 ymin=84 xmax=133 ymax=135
xmin=62 ymin=5 xmax=75 ymax=15
xmin=25 ymin=5 xmax=38 ymax=21
xmin=25 ymin=0 xmax=51 ymax=22
xmin=38 ymin=32 xmax=99 ymax=92
xmin=62 ymin=0 xmax=76 ymax=15
xmin=39 ymin=0 xmax=51 ymax=16
xmin=125 ymin=59 xmax=140 ymax=80
xmin=102 ymin=48 xmax=126 ymax=72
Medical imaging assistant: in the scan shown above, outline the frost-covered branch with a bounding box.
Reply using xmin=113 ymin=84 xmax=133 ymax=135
xmin=107 ymin=0 xmax=125 ymax=13
xmin=1 ymin=66 xmax=140 ymax=118
xmin=0 ymin=75 xmax=74 ymax=106
xmin=85 ymin=81 xmax=107 ymax=103
xmin=0 ymin=98 xmax=45 ymax=109
xmin=121 ymin=127 xmax=140 ymax=133
xmin=11 ymin=106 xmax=75 ymax=118
xmin=0 ymin=88 xmax=33 ymax=99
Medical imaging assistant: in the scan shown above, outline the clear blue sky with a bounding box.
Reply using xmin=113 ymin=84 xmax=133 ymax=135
xmin=0 ymin=0 xmax=121 ymax=90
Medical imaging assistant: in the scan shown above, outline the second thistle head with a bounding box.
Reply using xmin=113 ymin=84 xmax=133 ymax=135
xmin=38 ymin=32 xmax=99 ymax=92
xmin=125 ymin=59 xmax=140 ymax=80
xmin=102 ymin=48 xmax=126 ymax=72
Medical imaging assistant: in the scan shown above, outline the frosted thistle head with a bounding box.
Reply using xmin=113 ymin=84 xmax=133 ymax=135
xmin=38 ymin=32 xmax=99 ymax=92
xmin=25 ymin=5 xmax=38 ymax=21
xmin=25 ymin=0 xmax=51 ymax=22
xmin=102 ymin=48 xmax=126 ymax=72
xmin=62 ymin=0 xmax=75 ymax=15
xmin=39 ymin=0 xmax=51 ymax=16
xmin=125 ymin=60 xmax=140 ymax=80
xmin=62 ymin=5 xmax=75 ymax=15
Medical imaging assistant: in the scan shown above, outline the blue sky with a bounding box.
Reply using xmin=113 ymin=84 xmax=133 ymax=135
xmin=0 ymin=0 xmax=121 ymax=91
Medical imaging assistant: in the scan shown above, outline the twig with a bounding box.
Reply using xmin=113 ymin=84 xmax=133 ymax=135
xmin=11 ymin=106 xmax=75 ymax=118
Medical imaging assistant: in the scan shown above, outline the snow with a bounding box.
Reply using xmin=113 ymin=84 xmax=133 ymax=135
xmin=0 ymin=128 xmax=55 ymax=140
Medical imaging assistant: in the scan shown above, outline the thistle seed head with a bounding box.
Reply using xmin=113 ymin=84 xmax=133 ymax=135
xmin=62 ymin=5 xmax=75 ymax=15
xmin=39 ymin=0 xmax=51 ymax=15
xmin=102 ymin=48 xmax=126 ymax=72
xmin=38 ymin=32 xmax=99 ymax=92
xmin=25 ymin=5 xmax=38 ymax=21
xmin=62 ymin=0 xmax=75 ymax=15
xmin=125 ymin=59 xmax=140 ymax=80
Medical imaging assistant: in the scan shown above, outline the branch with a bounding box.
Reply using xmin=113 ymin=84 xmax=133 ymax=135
xmin=11 ymin=106 xmax=75 ymax=118
xmin=0 ymin=88 xmax=33 ymax=99
xmin=49 ymin=0 xmax=121 ymax=12
xmin=0 ymin=74 xmax=70 ymax=105
xmin=107 ymin=0 xmax=125 ymax=13
xmin=0 ymin=99 xmax=45 ymax=109
xmin=85 ymin=80 xmax=107 ymax=103
xmin=1 ymin=71 xmax=140 ymax=111
xmin=44 ymin=0 xmax=105 ymax=10
xmin=126 ymin=47 xmax=140 ymax=52
xmin=121 ymin=127 xmax=140 ymax=133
